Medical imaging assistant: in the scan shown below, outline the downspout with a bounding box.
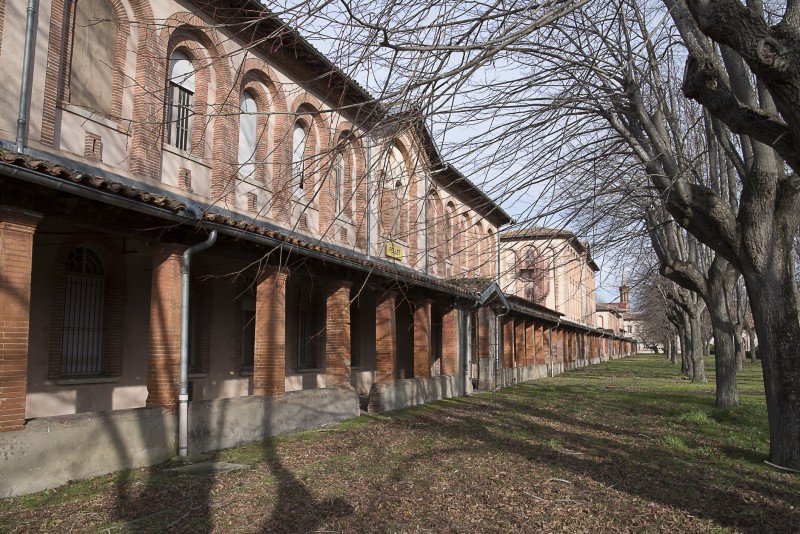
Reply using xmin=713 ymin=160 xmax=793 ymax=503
xmin=365 ymin=134 xmax=372 ymax=258
xmin=423 ymin=167 xmax=429 ymax=274
xmin=17 ymin=0 xmax=37 ymax=153
xmin=494 ymin=309 xmax=507 ymax=390
xmin=549 ymin=318 xmax=561 ymax=377
xmin=179 ymin=204 xmax=217 ymax=459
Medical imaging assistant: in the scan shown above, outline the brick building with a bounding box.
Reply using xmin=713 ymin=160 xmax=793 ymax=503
xmin=0 ymin=0 xmax=634 ymax=497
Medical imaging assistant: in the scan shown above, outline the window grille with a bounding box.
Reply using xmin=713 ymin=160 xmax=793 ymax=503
xmin=61 ymin=247 xmax=105 ymax=375
xmin=167 ymin=52 xmax=195 ymax=152
xmin=168 ymin=83 xmax=193 ymax=151
xmin=334 ymin=154 xmax=343 ymax=214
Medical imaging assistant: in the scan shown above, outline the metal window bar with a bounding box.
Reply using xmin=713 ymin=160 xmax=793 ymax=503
xmin=61 ymin=272 xmax=104 ymax=375
xmin=168 ymin=83 xmax=193 ymax=151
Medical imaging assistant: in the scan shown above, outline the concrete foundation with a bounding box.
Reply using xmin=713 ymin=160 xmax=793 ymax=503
xmin=368 ymin=375 xmax=463 ymax=412
xmin=0 ymin=388 xmax=359 ymax=498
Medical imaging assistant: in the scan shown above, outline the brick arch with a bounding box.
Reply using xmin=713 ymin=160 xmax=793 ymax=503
xmin=236 ymin=60 xmax=289 ymax=191
xmin=445 ymin=201 xmax=458 ymax=273
xmin=332 ymin=123 xmax=367 ymax=247
xmin=284 ymin=97 xmax=331 ymax=231
xmin=41 ymin=0 xmax=135 ymax=146
xmin=486 ymin=228 xmax=495 ymax=278
xmin=473 ymin=220 xmax=485 ymax=276
xmin=459 ymin=211 xmax=472 ymax=275
xmin=48 ymin=235 xmax=126 ymax=381
xmin=160 ymin=14 xmax=236 ymax=204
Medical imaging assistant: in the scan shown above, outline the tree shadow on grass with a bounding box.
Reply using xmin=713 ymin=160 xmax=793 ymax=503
xmin=258 ymin=437 xmax=353 ymax=533
xmin=387 ymin=395 xmax=800 ymax=534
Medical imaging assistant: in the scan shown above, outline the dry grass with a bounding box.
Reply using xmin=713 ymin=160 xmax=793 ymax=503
xmin=1 ymin=353 xmax=798 ymax=533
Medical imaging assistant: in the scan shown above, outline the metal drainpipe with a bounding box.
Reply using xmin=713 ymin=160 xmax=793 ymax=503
xmin=17 ymin=0 xmax=37 ymax=153
xmin=494 ymin=309 xmax=507 ymax=390
xmin=365 ymin=134 xmax=372 ymax=258
xmin=549 ymin=318 xmax=561 ymax=377
xmin=423 ymin=166 xmax=429 ymax=274
xmin=179 ymin=205 xmax=217 ymax=459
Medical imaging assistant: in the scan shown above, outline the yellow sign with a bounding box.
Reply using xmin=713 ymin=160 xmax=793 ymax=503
xmin=385 ymin=241 xmax=404 ymax=260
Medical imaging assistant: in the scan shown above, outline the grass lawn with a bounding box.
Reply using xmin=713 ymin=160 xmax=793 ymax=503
xmin=1 ymin=353 xmax=798 ymax=533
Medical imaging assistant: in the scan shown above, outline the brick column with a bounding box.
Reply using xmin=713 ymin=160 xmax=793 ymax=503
xmin=441 ymin=307 xmax=458 ymax=376
xmin=526 ymin=321 xmax=535 ymax=368
xmin=0 ymin=207 xmax=41 ymax=432
xmin=503 ymin=320 xmax=514 ymax=368
xmin=326 ymin=281 xmax=352 ymax=389
xmin=557 ymin=329 xmax=565 ymax=365
xmin=146 ymin=245 xmax=184 ymax=410
xmin=253 ymin=266 xmax=288 ymax=397
xmin=413 ymin=299 xmax=432 ymax=379
xmin=375 ymin=291 xmax=397 ymax=383
xmin=515 ymin=320 xmax=525 ymax=368
xmin=543 ymin=326 xmax=552 ymax=365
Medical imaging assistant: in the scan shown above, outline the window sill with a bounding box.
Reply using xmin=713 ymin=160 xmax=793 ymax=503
xmin=294 ymin=367 xmax=322 ymax=374
xmin=240 ymin=370 xmax=254 ymax=377
xmin=56 ymin=376 xmax=121 ymax=385
xmin=162 ymin=143 xmax=209 ymax=168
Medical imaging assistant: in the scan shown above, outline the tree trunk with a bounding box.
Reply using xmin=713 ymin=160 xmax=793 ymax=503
xmin=746 ymin=267 xmax=800 ymax=470
xmin=707 ymin=262 xmax=739 ymax=407
xmin=689 ymin=313 xmax=706 ymax=382
xmin=747 ymin=327 xmax=757 ymax=362
xmin=670 ymin=334 xmax=678 ymax=365
xmin=734 ymin=328 xmax=745 ymax=372
xmin=680 ymin=316 xmax=692 ymax=377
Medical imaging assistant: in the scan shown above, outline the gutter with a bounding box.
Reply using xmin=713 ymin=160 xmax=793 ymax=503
xmin=17 ymin=0 xmax=37 ymax=152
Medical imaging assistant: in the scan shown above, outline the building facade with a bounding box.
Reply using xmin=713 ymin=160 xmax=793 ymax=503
xmin=0 ymin=0 xmax=635 ymax=497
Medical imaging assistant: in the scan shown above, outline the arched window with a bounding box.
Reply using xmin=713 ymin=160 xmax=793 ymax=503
xmin=292 ymin=122 xmax=307 ymax=195
xmin=519 ymin=247 xmax=550 ymax=304
xmin=70 ymin=0 xmax=116 ymax=114
xmin=61 ymin=247 xmax=105 ymax=375
xmin=334 ymin=153 xmax=344 ymax=214
xmin=167 ymin=51 xmax=195 ymax=151
xmin=238 ymin=91 xmax=258 ymax=179
xmin=381 ymin=146 xmax=407 ymax=240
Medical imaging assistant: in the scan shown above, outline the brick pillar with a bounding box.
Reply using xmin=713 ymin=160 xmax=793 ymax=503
xmin=254 ymin=266 xmax=288 ymax=397
xmin=326 ymin=281 xmax=352 ymax=389
xmin=526 ymin=321 xmax=535 ymax=368
xmin=375 ymin=291 xmax=397 ymax=383
xmin=478 ymin=308 xmax=491 ymax=362
xmin=146 ymin=245 xmax=185 ymax=410
xmin=557 ymin=329 xmax=565 ymax=365
xmin=0 ymin=207 xmax=41 ymax=432
xmin=503 ymin=320 xmax=513 ymax=368
xmin=413 ymin=299 xmax=432 ymax=379
xmin=515 ymin=320 xmax=525 ymax=368
xmin=441 ymin=307 xmax=458 ymax=376
xmin=543 ymin=325 xmax=552 ymax=365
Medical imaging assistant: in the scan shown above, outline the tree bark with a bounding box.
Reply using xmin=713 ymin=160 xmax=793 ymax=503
xmin=707 ymin=267 xmax=740 ymax=407
xmin=689 ymin=312 xmax=706 ymax=382
xmin=745 ymin=260 xmax=800 ymax=469
xmin=670 ymin=334 xmax=679 ymax=365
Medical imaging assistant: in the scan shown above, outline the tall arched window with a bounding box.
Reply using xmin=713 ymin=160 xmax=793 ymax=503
xmin=238 ymin=91 xmax=258 ymax=179
xmin=70 ymin=0 xmax=116 ymax=114
xmin=381 ymin=146 xmax=407 ymax=240
xmin=61 ymin=247 xmax=105 ymax=375
xmin=167 ymin=51 xmax=195 ymax=151
xmin=292 ymin=122 xmax=307 ymax=195
xmin=334 ymin=153 xmax=344 ymax=214
xmin=519 ymin=247 xmax=550 ymax=304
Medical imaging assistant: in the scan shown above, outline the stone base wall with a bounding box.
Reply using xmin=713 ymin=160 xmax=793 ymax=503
xmin=368 ymin=375 xmax=463 ymax=413
xmin=0 ymin=388 xmax=359 ymax=498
